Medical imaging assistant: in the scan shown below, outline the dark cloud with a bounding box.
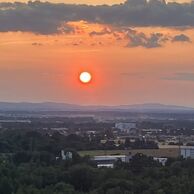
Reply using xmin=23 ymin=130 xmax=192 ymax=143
xmin=32 ymin=42 xmax=43 ymax=46
xmin=87 ymin=25 xmax=191 ymax=48
xmin=124 ymin=29 xmax=191 ymax=48
xmin=172 ymin=34 xmax=191 ymax=42
xmin=0 ymin=1 xmax=74 ymax=34
xmin=163 ymin=73 xmax=194 ymax=82
xmin=126 ymin=29 xmax=169 ymax=48
xmin=0 ymin=0 xmax=194 ymax=34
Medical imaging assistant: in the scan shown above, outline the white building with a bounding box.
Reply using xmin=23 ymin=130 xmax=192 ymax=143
xmin=115 ymin=122 xmax=136 ymax=134
xmin=181 ymin=146 xmax=194 ymax=159
xmin=93 ymin=155 xmax=131 ymax=168
xmin=61 ymin=150 xmax=73 ymax=160
xmin=153 ymin=157 xmax=168 ymax=166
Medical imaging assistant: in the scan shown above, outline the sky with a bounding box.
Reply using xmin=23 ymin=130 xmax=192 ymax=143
xmin=0 ymin=0 xmax=194 ymax=107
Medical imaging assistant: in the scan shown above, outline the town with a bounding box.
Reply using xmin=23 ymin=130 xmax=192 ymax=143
xmin=1 ymin=110 xmax=194 ymax=167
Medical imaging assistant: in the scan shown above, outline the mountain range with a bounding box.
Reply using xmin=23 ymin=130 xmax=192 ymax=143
xmin=0 ymin=102 xmax=193 ymax=113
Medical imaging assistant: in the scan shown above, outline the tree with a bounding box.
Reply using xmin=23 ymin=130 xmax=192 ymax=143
xmin=53 ymin=183 xmax=75 ymax=194
xmin=0 ymin=177 xmax=13 ymax=194
xmin=106 ymin=187 xmax=133 ymax=194
xmin=99 ymin=179 xmax=133 ymax=194
xmin=69 ymin=164 xmax=96 ymax=192
xmin=130 ymin=153 xmax=160 ymax=173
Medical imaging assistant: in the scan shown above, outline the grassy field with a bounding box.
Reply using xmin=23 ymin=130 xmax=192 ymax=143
xmin=79 ymin=148 xmax=180 ymax=158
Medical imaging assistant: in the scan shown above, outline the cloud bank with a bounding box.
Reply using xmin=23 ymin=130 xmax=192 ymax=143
xmin=0 ymin=0 xmax=194 ymax=34
xmin=163 ymin=73 xmax=194 ymax=82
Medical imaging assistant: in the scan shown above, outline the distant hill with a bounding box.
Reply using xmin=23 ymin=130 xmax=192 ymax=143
xmin=0 ymin=102 xmax=193 ymax=113
xmin=0 ymin=102 xmax=82 ymax=111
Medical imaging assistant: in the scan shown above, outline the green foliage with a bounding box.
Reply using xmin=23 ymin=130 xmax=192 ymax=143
xmin=0 ymin=177 xmax=13 ymax=194
xmin=69 ymin=164 xmax=97 ymax=192
xmin=0 ymin=129 xmax=194 ymax=194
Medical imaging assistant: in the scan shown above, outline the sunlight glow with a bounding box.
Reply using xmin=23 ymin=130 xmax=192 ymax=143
xmin=79 ymin=72 xmax=92 ymax=84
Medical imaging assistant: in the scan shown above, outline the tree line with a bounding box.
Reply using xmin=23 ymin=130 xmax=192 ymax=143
xmin=0 ymin=129 xmax=193 ymax=194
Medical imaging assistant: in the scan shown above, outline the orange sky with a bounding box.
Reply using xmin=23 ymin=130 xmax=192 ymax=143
xmin=0 ymin=1 xmax=194 ymax=107
xmin=0 ymin=24 xmax=193 ymax=106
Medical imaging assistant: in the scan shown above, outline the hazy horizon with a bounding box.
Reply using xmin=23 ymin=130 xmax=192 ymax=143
xmin=0 ymin=101 xmax=193 ymax=109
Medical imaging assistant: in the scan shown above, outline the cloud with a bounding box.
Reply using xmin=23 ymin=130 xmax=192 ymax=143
xmin=126 ymin=29 xmax=169 ymax=48
xmin=0 ymin=0 xmax=194 ymax=34
xmin=0 ymin=1 xmax=74 ymax=34
xmin=163 ymin=73 xmax=194 ymax=82
xmin=172 ymin=34 xmax=191 ymax=42
xmin=124 ymin=29 xmax=191 ymax=48
xmin=32 ymin=42 xmax=43 ymax=46
xmin=89 ymin=27 xmax=112 ymax=36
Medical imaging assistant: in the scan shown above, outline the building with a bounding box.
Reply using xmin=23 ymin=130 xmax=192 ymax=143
xmin=115 ymin=122 xmax=136 ymax=134
xmin=93 ymin=155 xmax=131 ymax=168
xmin=51 ymin=127 xmax=68 ymax=136
xmin=93 ymin=154 xmax=168 ymax=168
xmin=181 ymin=146 xmax=194 ymax=159
xmin=153 ymin=157 xmax=168 ymax=166
xmin=61 ymin=150 xmax=73 ymax=160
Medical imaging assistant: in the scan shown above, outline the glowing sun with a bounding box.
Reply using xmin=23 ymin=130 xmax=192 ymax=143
xmin=79 ymin=72 xmax=92 ymax=84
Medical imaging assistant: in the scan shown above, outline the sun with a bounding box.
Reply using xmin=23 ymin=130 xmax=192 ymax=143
xmin=79 ymin=72 xmax=92 ymax=84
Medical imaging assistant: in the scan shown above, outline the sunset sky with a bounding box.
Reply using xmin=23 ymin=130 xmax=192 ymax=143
xmin=0 ymin=0 xmax=194 ymax=107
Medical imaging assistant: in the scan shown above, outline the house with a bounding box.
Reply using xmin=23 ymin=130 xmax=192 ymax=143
xmin=181 ymin=146 xmax=194 ymax=159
